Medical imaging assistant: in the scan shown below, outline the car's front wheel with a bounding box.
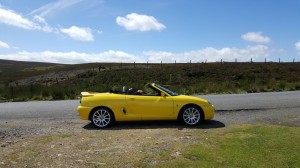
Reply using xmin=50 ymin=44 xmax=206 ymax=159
xmin=180 ymin=105 xmax=203 ymax=126
xmin=91 ymin=107 xmax=114 ymax=128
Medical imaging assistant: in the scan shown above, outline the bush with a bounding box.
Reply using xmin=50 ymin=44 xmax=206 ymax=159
xmin=51 ymin=89 xmax=65 ymax=100
xmin=42 ymin=90 xmax=50 ymax=97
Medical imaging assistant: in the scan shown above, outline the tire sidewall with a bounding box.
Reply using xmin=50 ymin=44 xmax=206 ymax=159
xmin=91 ymin=107 xmax=115 ymax=128
xmin=180 ymin=105 xmax=203 ymax=126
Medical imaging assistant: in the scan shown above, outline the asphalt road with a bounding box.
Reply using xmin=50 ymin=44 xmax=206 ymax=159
xmin=200 ymin=91 xmax=300 ymax=111
xmin=0 ymin=91 xmax=299 ymax=120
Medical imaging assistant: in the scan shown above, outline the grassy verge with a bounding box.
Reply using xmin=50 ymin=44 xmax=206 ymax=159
xmin=168 ymin=125 xmax=300 ymax=168
xmin=1 ymin=124 xmax=299 ymax=167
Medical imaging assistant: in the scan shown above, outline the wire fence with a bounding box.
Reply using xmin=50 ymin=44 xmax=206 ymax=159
xmin=93 ymin=57 xmax=299 ymax=71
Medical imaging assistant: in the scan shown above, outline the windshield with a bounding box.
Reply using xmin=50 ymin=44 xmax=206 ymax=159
xmin=155 ymin=84 xmax=178 ymax=96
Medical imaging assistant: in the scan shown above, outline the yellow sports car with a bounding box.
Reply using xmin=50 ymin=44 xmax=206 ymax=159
xmin=77 ymin=83 xmax=214 ymax=128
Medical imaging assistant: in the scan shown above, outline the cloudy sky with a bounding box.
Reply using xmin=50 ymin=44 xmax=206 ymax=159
xmin=0 ymin=0 xmax=299 ymax=64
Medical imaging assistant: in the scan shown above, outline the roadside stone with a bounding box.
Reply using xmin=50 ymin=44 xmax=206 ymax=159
xmin=76 ymin=160 xmax=84 ymax=162
xmin=171 ymin=151 xmax=182 ymax=157
xmin=175 ymin=151 xmax=182 ymax=155
xmin=86 ymin=161 xmax=105 ymax=165
xmin=10 ymin=161 xmax=17 ymax=164
xmin=5 ymin=141 xmax=13 ymax=145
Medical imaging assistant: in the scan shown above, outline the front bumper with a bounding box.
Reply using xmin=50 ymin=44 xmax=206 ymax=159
xmin=203 ymin=104 xmax=215 ymax=120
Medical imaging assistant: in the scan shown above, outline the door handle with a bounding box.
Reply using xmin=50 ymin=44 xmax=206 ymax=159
xmin=129 ymin=98 xmax=135 ymax=100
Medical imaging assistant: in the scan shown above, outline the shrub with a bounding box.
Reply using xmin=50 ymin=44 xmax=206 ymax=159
xmin=51 ymin=89 xmax=65 ymax=100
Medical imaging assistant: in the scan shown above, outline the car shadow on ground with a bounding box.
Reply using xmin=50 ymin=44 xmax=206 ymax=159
xmin=83 ymin=120 xmax=225 ymax=130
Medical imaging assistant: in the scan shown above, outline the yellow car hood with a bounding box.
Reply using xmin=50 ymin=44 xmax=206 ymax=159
xmin=175 ymin=95 xmax=209 ymax=104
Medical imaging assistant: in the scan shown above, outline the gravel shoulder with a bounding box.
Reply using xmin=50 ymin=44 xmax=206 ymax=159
xmin=1 ymin=106 xmax=299 ymax=145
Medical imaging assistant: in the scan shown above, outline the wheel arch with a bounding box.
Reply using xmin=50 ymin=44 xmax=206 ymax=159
xmin=177 ymin=103 xmax=205 ymax=121
xmin=89 ymin=106 xmax=115 ymax=121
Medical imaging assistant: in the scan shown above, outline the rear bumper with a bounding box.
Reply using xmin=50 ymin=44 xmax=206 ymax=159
xmin=77 ymin=105 xmax=93 ymax=120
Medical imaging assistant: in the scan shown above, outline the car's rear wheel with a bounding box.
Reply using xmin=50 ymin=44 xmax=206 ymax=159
xmin=91 ymin=107 xmax=114 ymax=128
xmin=180 ymin=105 xmax=203 ymax=126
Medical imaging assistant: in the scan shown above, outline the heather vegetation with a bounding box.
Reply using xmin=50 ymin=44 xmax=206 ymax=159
xmin=0 ymin=59 xmax=299 ymax=102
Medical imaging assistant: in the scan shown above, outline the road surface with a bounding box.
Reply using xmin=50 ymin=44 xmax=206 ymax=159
xmin=0 ymin=91 xmax=299 ymax=120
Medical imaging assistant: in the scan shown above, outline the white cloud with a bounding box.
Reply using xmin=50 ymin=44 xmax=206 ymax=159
xmin=116 ymin=13 xmax=166 ymax=31
xmin=0 ymin=7 xmax=94 ymax=41
xmin=60 ymin=26 xmax=94 ymax=41
xmin=241 ymin=32 xmax=271 ymax=43
xmin=0 ymin=7 xmax=40 ymax=30
xmin=0 ymin=50 xmax=139 ymax=64
xmin=0 ymin=7 xmax=53 ymax=32
xmin=0 ymin=45 xmax=270 ymax=64
xmin=29 ymin=0 xmax=84 ymax=17
xmin=145 ymin=45 xmax=270 ymax=63
xmin=33 ymin=15 xmax=53 ymax=32
xmin=295 ymin=41 xmax=300 ymax=54
xmin=0 ymin=40 xmax=10 ymax=49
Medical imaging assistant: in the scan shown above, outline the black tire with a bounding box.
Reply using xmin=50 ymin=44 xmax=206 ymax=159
xmin=90 ymin=107 xmax=114 ymax=128
xmin=179 ymin=105 xmax=203 ymax=126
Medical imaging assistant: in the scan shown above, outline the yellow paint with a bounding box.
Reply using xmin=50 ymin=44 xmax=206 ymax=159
xmin=77 ymin=83 xmax=214 ymax=122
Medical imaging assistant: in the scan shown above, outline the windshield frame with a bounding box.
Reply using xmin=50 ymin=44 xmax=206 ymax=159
xmin=154 ymin=84 xmax=178 ymax=96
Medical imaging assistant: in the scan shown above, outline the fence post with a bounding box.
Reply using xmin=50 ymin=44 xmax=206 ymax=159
xmin=265 ymin=58 xmax=266 ymax=63
xmin=293 ymin=58 xmax=295 ymax=63
xmin=251 ymin=58 xmax=253 ymax=63
xmin=161 ymin=60 xmax=162 ymax=67
xmin=147 ymin=61 xmax=149 ymax=68
xmin=190 ymin=60 xmax=191 ymax=66
xmin=279 ymin=58 xmax=280 ymax=63
xmin=175 ymin=60 xmax=176 ymax=66
xmin=134 ymin=62 xmax=135 ymax=69
xmin=235 ymin=58 xmax=237 ymax=63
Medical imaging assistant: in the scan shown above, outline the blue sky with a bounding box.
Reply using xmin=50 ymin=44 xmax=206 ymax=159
xmin=0 ymin=0 xmax=300 ymax=64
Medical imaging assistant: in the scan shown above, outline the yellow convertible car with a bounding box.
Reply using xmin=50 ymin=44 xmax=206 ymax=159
xmin=77 ymin=83 xmax=214 ymax=128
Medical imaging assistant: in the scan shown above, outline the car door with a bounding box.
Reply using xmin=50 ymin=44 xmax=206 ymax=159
xmin=125 ymin=94 xmax=174 ymax=120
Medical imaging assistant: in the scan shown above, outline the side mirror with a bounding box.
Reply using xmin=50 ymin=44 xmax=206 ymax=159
xmin=161 ymin=92 xmax=167 ymax=97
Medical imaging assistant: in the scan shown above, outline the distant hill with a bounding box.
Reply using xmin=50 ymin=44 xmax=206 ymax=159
xmin=0 ymin=59 xmax=61 ymax=83
xmin=0 ymin=59 xmax=299 ymax=101
xmin=0 ymin=59 xmax=60 ymax=71
xmin=0 ymin=59 xmax=100 ymax=84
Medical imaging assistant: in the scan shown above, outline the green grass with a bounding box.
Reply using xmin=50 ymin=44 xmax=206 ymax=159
xmin=161 ymin=125 xmax=300 ymax=168
xmin=1 ymin=124 xmax=299 ymax=167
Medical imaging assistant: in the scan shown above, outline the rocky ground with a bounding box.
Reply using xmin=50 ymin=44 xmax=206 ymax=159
xmin=10 ymin=69 xmax=89 ymax=86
